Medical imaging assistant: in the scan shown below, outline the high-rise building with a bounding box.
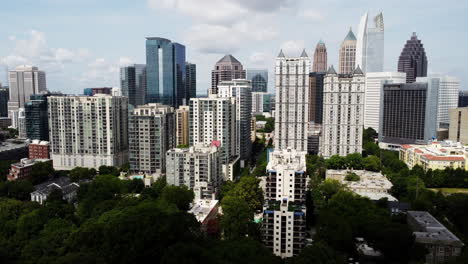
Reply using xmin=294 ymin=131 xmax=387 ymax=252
xmin=217 ymin=79 xmax=252 ymax=165
xmin=356 ymin=13 xmax=368 ymax=72
xmin=321 ymin=66 xmax=365 ymax=158
xmin=364 ymin=72 xmax=406 ymax=132
xmin=247 ymin=69 xmax=268 ymax=92
xmin=459 ymin=91 xmax=468 ymax=107
xmin=366 ymin=13 xmax=384 ymax=72
xmin=25 ymin=93 xmax=51 ymax=141
xmin=449 ymin=107 xmax=468 ymax=145
xmin=185 ymin=62 xmax=197 ymax=101
xmin=339 ymin=28 xmax=357 ymax=74
xmin=166 ymin=143 xmax=222 ymax=200
xmin=189 ymin=95 xmax=237 ymax=180
xmin=48 ymin=94 xmax=128 ymax=170
xmin=262 ymin=148 xmax=307 ymax=258
xmin=274 ymin=50 xmax=310 ymax=152
xmin=17 ymin=108 xmax=26 ymax=139
xmin=176 ymin=105 xmax=190 ymax=147
xmin=312 ymin=40 xmax=327 ymax=72
xmin=120 ymin=64 xmax=146 ymax=107
xmin=379 ymin=82 xmax=438 ymax=145
xmin=129 ymin=103 xmax=175 ymax=175
xmin=83 ymin=87 xmax=112 ymax=96
xmin=398 ymin=32 xmax=428 ymax=83
xmin=8 ymin=65 xmax=46 ymax=126
xmin=417 ymin=76 xmax=460 ymax=129
xmin=252 ymin=92 xmax=268 ymax=115
xmin=308 ymin=72 xmax=326 ymax=124
xmin=211 ymin=54 xmax=245 ymax=94
xmin=0 ymin=87 xmax=8 ymax=117
xmin=146 ymin=37 xmax=186 ymax=107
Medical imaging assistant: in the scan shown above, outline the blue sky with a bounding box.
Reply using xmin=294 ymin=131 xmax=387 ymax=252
xmin=0 ymin=0 xmax=466 ymax=94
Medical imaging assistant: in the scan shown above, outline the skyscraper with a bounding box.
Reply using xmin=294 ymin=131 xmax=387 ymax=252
xmin=217 ymin=79 xmax=252 ymax=166
xmin=356 ymin=13 xmax=368 ymax=72
xmin=175 ymin=105 xmax=190 ymax=147
xmin=379 ymin=82 xmax=438 ymax=145
xmin=48 ymin=94 xmax=128 ymax=170
xmin=25 ymin=93 xmax=51 ymax=141
xmin=308 ymin=72 xmax=326 ymax=124
xmin=146 ymin=37 xmax=186 ymax=107
xmin=120 ymin=64 xmax=146 ymax=107
xmin=417 ymin=76 xmax=460 ymax=129
xmin=364 ymin=72 xmax=406 ymax=132
xmin=274 ymin=50 xmax=310 ymax=152
xmin=0 ymin=87 xmax=8 ymax=117
xmin=366 ymin=13 xmax=385 ymax=72
xmin=312 ymin=40 xmax=327 ymax=72
xmin=185 ymin=62 xmax=197 ymax=101
xmin=246 ymin=69 xmax=268 ymax=92
xmin=339 ymin=28 xmax=357 ymax=74
xmin=321 ymin=66 xmax=365 ymax=158
xmin=129 ymin=103 xmax=175 ymax=175
xmin=211 ymin=54 xmax=245 ymax=94
xmin=8 ymin=65 xmax=46 ymax=126
xmin=459 ymin=91 xmax=468 ymax=107
xmin=189 ymin=95 xmax=237 ymax=180
xmin=398 ymin=32 xmax=428 ymax=83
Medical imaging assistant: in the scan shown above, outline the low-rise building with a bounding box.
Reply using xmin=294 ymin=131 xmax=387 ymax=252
xmin=7 ymin=158 xmax=52 ymax=181
xmin=0 ymin=139 xmax=29 ymax=161
xmin=28 ymin=140 xmax=50 ymax=159
xmin=407 ymin=211 xmax=464 ymax=264
xmin=399 ymin=141 xmax=467 ymax=171
xmin=326 ymin=169 xmax=397 ymax=201
xmin=449 ymin=107 xmax=468 ymax=145
xmin=189 ymin=199 xmax=219 ymax=234
xmin=256 ymin=120 xmax=267 ymax=129
xmin=30 ymin=177 xmax=80 ymax=204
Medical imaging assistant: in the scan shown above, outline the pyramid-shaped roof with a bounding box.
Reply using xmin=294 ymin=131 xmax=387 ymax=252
xmin=327 ymin=65 xmax=337 ymax=75
xmin=353 ymin=65 xmax=364 ymax=75
xmin=344 ymin=28 xmax=357 ymax=41
xmin=300 ymin=49 xmax=308 ymax=57
xmin=278 ymin=49 xmax=285 ymax=58
xmin=217 ymin=54 xmax=241 ymax=64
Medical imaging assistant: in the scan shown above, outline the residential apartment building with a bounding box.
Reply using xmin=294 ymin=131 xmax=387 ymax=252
xmin=175 ymin=105 xmax=190 ymax=146
xmin=399 ymin=141 xmax=467 ymax=171
xmin=166 ymin=143 xmax=222 ymax=200
xmin=449 ymin=107 xmax=468 ymax=145
xmin=28 ymin=140 xmax=50 ymax=159
xmin=7 ymin=158 xmax=52 ymax=181
xmin=262 ymin=148 xmax=307 ymax=258
xmin=364 ymin=72 xmax=406 ymax=132
xmin=274 ymin=50 xmax=310 ymax=152
xmin=321 ymin=66 xmax=365 ymax=158
xmin=129 ymin=103 xmax=175 ymax=175
xmin=217 ymin=79 xmax=252 ymax=165
xmin=48 ymin=94 xmax=128 ymax=170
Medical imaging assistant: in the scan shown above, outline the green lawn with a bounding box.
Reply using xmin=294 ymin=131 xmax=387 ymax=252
xmin=429 ymin=188 xmax=468 ymax=195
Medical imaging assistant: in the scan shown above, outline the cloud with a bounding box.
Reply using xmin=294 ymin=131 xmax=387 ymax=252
xmin=280 ymin=40 xmax=306 ymax=56
xmin=249 ymin=52 xmax=274 ymax=67
xmin=300 ymin=9 xmax=326 ymax=21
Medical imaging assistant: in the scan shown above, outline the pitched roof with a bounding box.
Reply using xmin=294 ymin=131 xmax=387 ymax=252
xmin=277 ymin=49 xmax=285 ymax=58
xmin=217 ymin=54 xmax=241 ymax=64
xmin=300 ymin=49 xmax=308 ymax=57
xmin=353 ymin=65 xmax=364 ymax=75
xmin=327 ymin=65 xmax=337 ymax=75
xmin=421 ymin=154 xmax=465 ymax=162
xmin=344 ymin=28 xmax=357 ymax=41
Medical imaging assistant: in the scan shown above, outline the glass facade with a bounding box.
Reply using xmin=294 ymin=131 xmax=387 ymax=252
xmin=146 ymin=38 xmax=186 ymax=107
xmin=247 ymin=69 xmax=268 ymax=92
xmin=120 ymin=64 xmax=146 ymax=106
xmin=398 ymin=33 xmax=428 ymax=83
xmin=25 ymin=94 xmax=50 ymax=141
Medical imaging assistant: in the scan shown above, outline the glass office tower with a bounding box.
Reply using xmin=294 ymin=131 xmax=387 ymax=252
xmin=247 ymin=69 xmax=268 ymax=92
xmin=146 ymin=37 xmax=186 ymax=107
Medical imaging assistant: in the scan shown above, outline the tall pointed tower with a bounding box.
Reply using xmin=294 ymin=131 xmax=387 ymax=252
xmin=313 ymin=40 xmax=327 ymax=72
xmin=398 ymin=32 xmax=428 ymax=83
xmin=339 ymin=28 xmax=357 ymax=74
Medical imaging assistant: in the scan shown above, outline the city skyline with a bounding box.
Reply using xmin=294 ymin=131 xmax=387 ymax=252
xmin=0 ymin=1 xmax=466 ymax=94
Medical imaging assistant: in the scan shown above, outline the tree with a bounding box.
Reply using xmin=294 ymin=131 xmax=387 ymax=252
xmin=69 ymin=167 xmax=96 ymax=182
xmin=326 ymin=155 xmax=346 ymax=169
xmin=363 ymin=155 xmax=381 ymax=171
xmin=98 ymin=165 xmax=120 ymax=176
xmin=30 ymin=161 xmax=55 ymax=184
xmin=311 ymin=179 xmax=345 ymax=210
xmin=345 ymin=153 xmax=363 ymax=169
xmin=220 ymin=195 xmax=252 ymax=240
xmin=344 ymin=172 xmax=360 ymax=181
xmin=0 ymin=180 xmax=34 ymax=201
xmin=287 ymin=242 xmax=345 ymax=264
xmin=160 ymin=185 xmax=194 ymax=211
xmin=227 ymin=176 xmax=263 ymax=212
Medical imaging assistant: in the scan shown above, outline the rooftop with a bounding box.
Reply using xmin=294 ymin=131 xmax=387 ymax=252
xmin=266 ymin=148 xmax=307 ymax=172
xmin=0 ymin=139 xmax=29 ymax=152
xmin=408 ymin=211 xmax=464 ymax=247
xmin=188 ymin=199 xmax=219 ymax=223
xmin=31 ymin=176 xmax=80 ymax=197
xmin=216 ymin=54 xmax=241 ymax=64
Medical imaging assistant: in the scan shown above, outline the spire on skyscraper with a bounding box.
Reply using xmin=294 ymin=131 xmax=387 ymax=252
xmin=278 ymin=49 xmax=285 ymax=58
xmin=398 ymin=32 xmax=428 ymax=83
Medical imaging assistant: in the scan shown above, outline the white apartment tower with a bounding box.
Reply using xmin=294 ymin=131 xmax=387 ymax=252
xmin=166 ymin=143 xmax=222 ymax=200
xmin=217 ymin=79 xmax=252 ymax=166
xmin=321 ymin=66 xmax=365 ymax=158
xmin=364 ymin=72 xmax=406 ymax=132
xmin=262 ymin=148 xmax=307 ymax=258
xmin=252 ymin=92 xmax=267 ymax=115
xmin=274 ymin=50 xmax=310 ymax=152
xmin=129 ymin=103 xmax=175 ymax=175
xmin=8 ymin=65 xmax=47 ymax=128
xmin=417 ymin=76 xmax=460 ymax=129
xmin=189 ymin=95 xmax=237 ymax=180
xmin=48 ymin=94 xmax=128 ymax=170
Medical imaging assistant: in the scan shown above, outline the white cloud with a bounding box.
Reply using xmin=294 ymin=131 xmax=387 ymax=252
xmin=280 ymin=40 xmax=306 ymax=56
xmin=300 ymin=9 xmax=326 ymax=21
xmin=249 ymin=51 xmax=274 ymax=67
